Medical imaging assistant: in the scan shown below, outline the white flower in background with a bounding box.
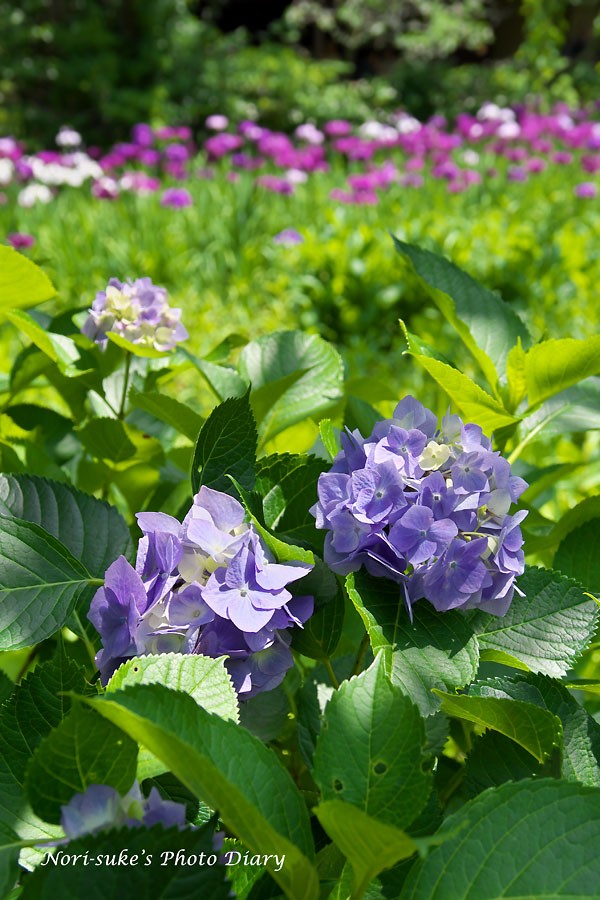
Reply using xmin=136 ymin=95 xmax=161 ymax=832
xmin=497 ymin=121 xmax=521 ymax=140
xmin=295 ymin=123 xmax=324 ymax=144
xmin=394 ymin=113 xmax=421 ymax=135
xmin=462 ymin=150 xmax=480 ymax=166
xmin=0 ymin=158 xmax=14 ymax=186
xmin=18 ymin=183 xmax=53 ymax=207
xmin=56 ymin=126 xmax=82 ymax=147
xmin=285 ymin=168 xmax=308 ymax=184
xmin=0 ymin=137 xmax=19 ymax=156
xmin=359 ymin=121 xmax=398 ymax=142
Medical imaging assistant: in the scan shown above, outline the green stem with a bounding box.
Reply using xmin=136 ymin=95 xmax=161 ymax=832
xmin=72 ymin=610 xmax=99 ymax=669
xmin=117 ymin=352 xmax=132 ymax=419
xmin=350 ymin=633 xmax=370 ymax=678
xmin=323 ymin=658 xmax=340 ymax=690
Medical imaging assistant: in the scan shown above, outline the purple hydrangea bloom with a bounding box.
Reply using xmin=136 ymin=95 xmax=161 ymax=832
xmin=61 ymin=780 xmax=187 ymax=840
xmin=82 ymin=276 xmax=188 ymax=352
xmin=88 ymin=486 xmax=314 ymax=697
xmin=312 ymin=396 xmax=527 ymax=617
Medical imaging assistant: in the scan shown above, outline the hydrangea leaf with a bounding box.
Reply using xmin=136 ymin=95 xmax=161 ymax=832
xmin=0 ymin=247 xmax=55 ymax=317
xmin=25 ymin=705 xmax=138 ymax=824
xmin=291 ymin=559 xmax=344 ymax=660
xmin=471 ymin=567 xmax=599 ymax=677
xmin=313 ymin=656 xmax=432 ymax=830
xmin=0 ymin=474 xmax=133 ymax=577
xmin=108 ymin=655 xmax=240 ymax=780
xmin=515 ymin=377 xmax=600 ymax=439
xmin=554 ymin=520 xmax=600 ymax=595
xmin=20 ymin=823 xmax=231 ymax=899
xmin=107 ymin=654 xmax=239 ymax=723
xmin=393 ymin=238 xmax=530 ymax=392
xmin=525 ymin=497 xmax=600 ymax=555
xmin=191 ymin=393 xmax=257 ymax=496
xmin=128 ymin=389 xmax=203 ymax=442
xmin=0 ymin=656 xmax=89 ymax=864
xmin=400 ymin=780 xmax=600 ymax=899
xmin=106 ymin=332 xmax=171 ymax=358
xmin=464 ymin=731 xmax=543 ymax=797
xmin=7 ymin=311 xmax=90 ymax=379
xmin=238 ymin=331 xmax=344 ymax=447
xmin=315 ymin=800 xmax=419 ymax=900
xmin=184 ymin=349 xmax=248 ymax=401
xmin=76 ymin=418 xmax=137 ymax=463
xmin=256 ymin=452 xmax=327 ymax=550
xmin=523 ymin=336 xmax=600 ymax=408
xmin=0 ymin=516 xmax=100 ymax=650
xmin=433 ymin=690 xmax=562 ymax=763
xmin=470 ymin=673 xmax=600 ymax=787
xmin=81 ymin=684 xmax=319 ymax=900
xmin=409 ymin=356 xmax=519 ymax=432
xmin=318 ymin=419 xmax=340 ymax=461
xmin=346 ymin=571 xmax=479 ymax=716
xmin=0 ymin=823 xmax=22 ymax=898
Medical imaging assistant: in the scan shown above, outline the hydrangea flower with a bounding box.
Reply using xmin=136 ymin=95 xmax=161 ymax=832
xmin=61 ymin=780 xmax=187 ymax=839
xmin=82 ymin=277 xmax=188 ymax=351
xmin=312 ymin=396 xmax=527 ymax=617
xmin=88 ymin=486 xmax=313 ymax=697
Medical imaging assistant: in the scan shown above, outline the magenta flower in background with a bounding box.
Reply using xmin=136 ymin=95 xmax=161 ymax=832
xmin=256 ymin=174 xmax=293 ymax=195
xmin=161 ymin=187 xmax=193 ymax=208
xmin=324 ymin=119 xmax=352 ymax=137
xmin=574 ymin=181 xmax=597 ymax=198
xmin=6 ymin=232 xmax=35 ymax=250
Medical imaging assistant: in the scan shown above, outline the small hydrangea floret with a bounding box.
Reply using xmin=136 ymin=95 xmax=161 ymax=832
xmin=312 ymin=396 xmax=527 ymax=616
xmin=82 ymin=276 xmax=188 ymax=352
xmin=88 ymin=487 xmax=314 ymax=697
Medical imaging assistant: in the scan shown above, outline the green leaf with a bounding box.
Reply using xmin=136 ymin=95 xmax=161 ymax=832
xmin=400 ymin=779 xmax=600 ymax=899
xmin=20 ymin=823 xmax=231 ymax=900
xmin=318 ymin=419 xmax=340 ymax=461
xmin=291 ymin=559 xmax=344 ymax=660
xmin=239 ymin=331 xmax=344 ymax=446
xmin=525 ymin=497 xmax=600 ymax=555
xmin=471 ymin=673 xmax=600 ymax=787
xmin=346 ymin=572 xmax=479 ymax=716
xmin=464 ymin=731 xmax=543 ymax=796
xmin=0 ymin=474 xmax=133 ymax=577
xmin=129 ymin=389 xmax=203 ymax=442
xmin=191 ymin=393 xmax=257 ymax=496
xmin=313 ymin=656 xmax=432 ymax=830
xmin=409 ymin=356 xmax=519 ymax=432
xmin=0 ymin=823 xmax=21 ymax=898
xmin=25 ymin=705 xmax=138 ymax=824
xmin=0 ymin=656 xmax=89 ymax=859
xmin=256 ymin=453 xmax=326 ymax=548
xmin=106 ymin=331 xmax=171 ymax=358
xmin=0 ymin=247 xmax=55 ymax=317
xmin=7 ymin=311 xmax=90 ymax=378
xmin=471 ymin=567 xmax=599 ymax=677
xmin=393 ymin=238 xmax=529 ymax=391
xmin=315 ymin=800 xmax=418 ymax=900
xmin=232 ymin=476 xmax=315 ymax=566
xmin=523 ymin=336 xmax=600 ymax=408
xmin=107 ymin=654 xmax=239 ymax=723
xmin=515 ymin=377 xmax=600 ymax=439
xmin=82 ymin=684 xmax=318 ymax=900
xmin=0 ymin=516 xmax=99 ymax=650
xmin=108 ymin=654 xmax=239 ymax=781
xmin=554 ymin=521 xmax=600 ymax=595
xmin=184 ymin=349 xmax=248 ymax=401
xmin=433 ymin=690 xmax=561 ymax=763
xmin=239 ymin=686 xmax=291 ymax=743
xmin=77 ymin=418 xmax=137 ymax=463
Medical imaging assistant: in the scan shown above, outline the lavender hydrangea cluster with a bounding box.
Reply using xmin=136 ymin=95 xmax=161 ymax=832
xmin=312 ymin=397 xmax=527 ymax=616
xmin=60 ymin=781 xmax=187 ymax=840
xmin=88 ymin=487 xmax=314 ymax=697
xmin=82 ymin=277 xmax=188 ymax=352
